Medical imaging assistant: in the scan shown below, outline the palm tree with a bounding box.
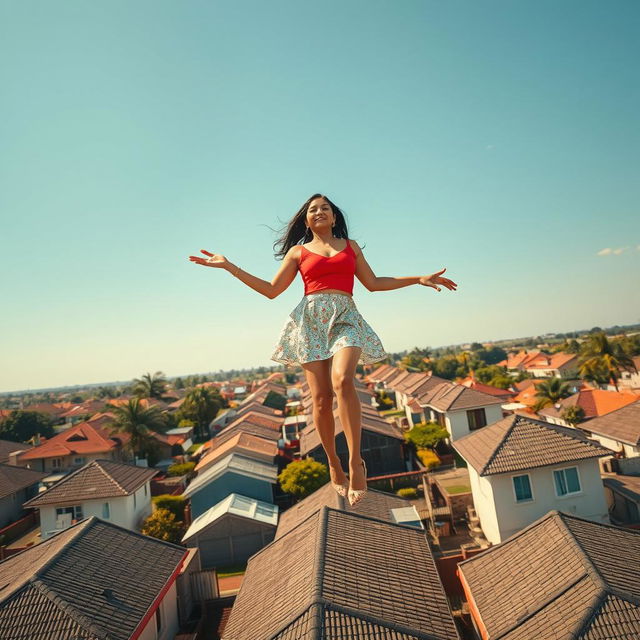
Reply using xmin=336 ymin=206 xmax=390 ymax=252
xmin=533 ymin=378 xmax=572 ymax=412
xmin=578 ymin=333 xmax=636 ymax=392
xmin=180 ymin=387 xmax=222 ymax=440
xmin=132 ymin=371 xmax=168 ymax=399
xmin=106 ymin=397 xmax=167 ymax=462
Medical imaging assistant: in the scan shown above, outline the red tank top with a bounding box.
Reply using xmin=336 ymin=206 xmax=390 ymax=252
xmin=298 ymin=239 xmax=356 ymax=295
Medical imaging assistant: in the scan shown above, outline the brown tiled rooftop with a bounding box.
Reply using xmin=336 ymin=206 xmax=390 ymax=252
xmin=0 ymin=516 xmax=186 ymax=640
xmin=579 ymin=400 xmax=640 ymax=446
xmin=418 ymin=382 xmax=503 ymax=412
xmin=458 ymin=510 xmax=640 ymax=639
xmin=222 ymin=507 xmax=460 ymax=640
xmin=196 ymin=432 xmax=277 ymax=472
xmin=0 ymin=463 xmax=47 ymax=500
xmin=23 ymin=459 xmax=157 ymax=507
xmin=453 ymin=414 xmax=612 ymax=476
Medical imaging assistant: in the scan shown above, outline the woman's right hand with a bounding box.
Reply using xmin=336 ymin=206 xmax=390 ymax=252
xmin=188 ymin=249 xmax=230 ymax=269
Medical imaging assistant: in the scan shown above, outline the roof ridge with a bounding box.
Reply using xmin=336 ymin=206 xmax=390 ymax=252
xmin=310 ymin=507 xmax=329 ymax=639
xmin=480 ymin=415 xmax=519 ymax=475
xmin=94 ymin=459 xmax=128 ymax=495
xmin=23 ymin=460 xmax=99 ymax=507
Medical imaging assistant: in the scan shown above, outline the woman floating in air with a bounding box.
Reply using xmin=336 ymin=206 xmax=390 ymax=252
xmin=189 ymin=194 xmax=457 ymax=506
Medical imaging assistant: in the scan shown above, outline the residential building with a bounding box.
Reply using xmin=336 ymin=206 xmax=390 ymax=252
xmin=0 ymin=464 xmax=46 ymax=528
xmin=453 ymin=414 xmax=612 ymax=544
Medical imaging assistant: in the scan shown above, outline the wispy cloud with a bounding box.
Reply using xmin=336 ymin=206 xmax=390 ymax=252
xmin=597 ymin=247 xmax=628 ymax=256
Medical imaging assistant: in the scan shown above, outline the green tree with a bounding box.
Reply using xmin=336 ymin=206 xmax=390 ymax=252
xmin=152 ymin=495 xmax=186 ymax=520
xmin=173 ymin=377 xmax=185 ymax=390
xmin=278 ymin=458 xmax=329 ymax=499
xmin=180 ymin=387 xmax=222 ymax=439
xmin=560 ymin=405 xmax=586 ymax=426
xmin=0 ymin=410 xmax=55 ymax=443
xmin=533 ymin=378 xmax=573 ymax=412
xmin=579 ymin=332 xmax=637 ymax=391
xmin=106 ymin=398 xmax=167 ymax=463
xmin=405 ymin=422 xmax=450 ymax=449
xmin=132 ymin=371 xmax=169 ymax=399
xmin=141 ymin=508 xmax=184 ymax=544
xmin=264 ymin=390 xmax=287 ymax=411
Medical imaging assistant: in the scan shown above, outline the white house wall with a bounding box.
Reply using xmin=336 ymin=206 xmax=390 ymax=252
xmin=487 ymin=460 xmax=609 ymax=544
xmin=444 ymin=404 xmax=504 ymax=441
xmin=467 ymin=466 xmax=502 ymax=545
xmin=137 ymin=580 xmax=180 ymax=640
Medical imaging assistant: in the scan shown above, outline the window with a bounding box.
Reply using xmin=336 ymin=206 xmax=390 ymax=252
xmin=155 ymin=603 xmax=163 ymax=635
xmin=56 ymin=505 xmax=83 ymax=521
xmin=51 ymin=458 xmax=63 ymax=470
xmin=102 ymin=502 xmax=110 ymax=519
xmin=73 ymin=457 xmax=85 ymax=465
xmin=512 ymin=474 xmax=533 ymax=502
xmin=467 ymin=408 xmax=487 ymax=431
xmin=553 ymin=467 xmax=581 ymax=496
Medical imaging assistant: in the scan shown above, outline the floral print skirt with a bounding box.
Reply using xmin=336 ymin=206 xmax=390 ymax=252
xmin=270 ymin=292 xmax=389 ymax=367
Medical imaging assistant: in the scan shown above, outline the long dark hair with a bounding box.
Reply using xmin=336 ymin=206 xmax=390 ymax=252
xmin=272 ymin=194 xmax=349 ymax=260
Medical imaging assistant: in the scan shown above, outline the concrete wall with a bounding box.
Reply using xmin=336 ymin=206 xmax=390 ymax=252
xmin=442 ymin=404 xmax=504 ymax=441
xmin=488 ymin=460 xmax=609 ymax=544
xmin=467 ymin=466 xmax=501 ymax=545
xmin=137 ymin=579 xmax=180 ymax=640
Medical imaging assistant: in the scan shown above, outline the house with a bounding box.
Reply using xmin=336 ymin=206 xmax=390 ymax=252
xmin=23 ymin=459 xmax=157 ymax=538
xmin=182 ymin=493 xmax=278 ymax=568
xmin=195 ymin=432 xmax=277 ymax=474
xmin=523 ymin=351 xmax=579 ymax=378
xmin=619 ymin=355 xmax=640 ymax=390
xmin=602 ymin=472 xmax=640 ymax=525
xmin=539 ymin=388 xmax=639 ymax=427
xmin=299 ymin=405 xmax=407 ymax=476
xmin=458 ymin=510 xmax=640 ymax=639
xmin=497 ymin=349 xmax=543 ymax=372
xmin=577 ymin=400 xmax=640 ymax=460
xmin=0 ymin=516 xmax=187 ymax=640
xmin=0 ymin=438 xmax=31 ymax=464
xmin=275 ymin=481 xmax=421 ymax=540
xmin=184 ymin=453 xmax=277 ymax=519
xmin=453 ymin=414 xmax=612 ymax=544
xmin=15 ymin=419 xmax=132 ymax=473
xmin=0 ymin=464 xmax=47 ymax=528
xmin=221 ymin=506 xmax=460 ymax=640
xmin=457 ymin=373 xmax=517 ymax=401
xmin=416 ymin=382 xmax=505 ymax=440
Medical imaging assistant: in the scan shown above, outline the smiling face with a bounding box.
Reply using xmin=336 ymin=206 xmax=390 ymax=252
xmin=305 ymin=197 xmax=335 ymax=231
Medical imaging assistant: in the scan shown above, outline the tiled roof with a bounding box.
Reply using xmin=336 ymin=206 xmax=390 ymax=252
xmin=539 ymin=389 xmax=639 ymax=421
xmin=226 ymin=410 xmax=283 ymax=431
xmin=577 ymin=400 xmax=640 ymax=446
xmin=17 ymin=421 xmax=128 ymax=461
xmin=23 ymin=460 xmax=158 ymax=507
xmin=458 ymin=510 xmax=640 ymax=639
xmin=418 ymin=382 xmax=503 ymax=411
xmin=526 ymin=352 xmax=578 ymax=370
xmin=453 ymin=414 xmax=611 ymax=476
xmin=0 ymin=438 xmax=32 ymax=463
xmin=275 ymin=482 xmax=411 ymax=539
xmin=0 ymin=516 xmax=186 ymax=640
xmin=365 ymin=363 xmax=396 ymax=382
xmin=602 ymin=473 xmax=640 ymax=504
xmin=222 ymin=507 xmax=460 ymax=640
xmin=213 ymin=422 xmax=280 ymax=449
xmin=458 ymin=377 xmax=516 ymax=398
xmin=184 ymin=453 xmax=277 ymax=498
xmin=235 ymin=402 xmax=283 ymax=418
xmin=393 ymin=372 xmax=432 ymax=394
xmin=299 ymin=409 xmax=403 ymax=456
xmin=196 ymin=432 xmax=276 ymax=472
xmin=498 ymin=350 xmax=542 ymax=369
xmin=0 ymin=464 xmax=47 ymax=500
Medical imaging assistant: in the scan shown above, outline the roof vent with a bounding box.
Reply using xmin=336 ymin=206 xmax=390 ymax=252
xmin=102 ymin=588 xmax=114 ymax=600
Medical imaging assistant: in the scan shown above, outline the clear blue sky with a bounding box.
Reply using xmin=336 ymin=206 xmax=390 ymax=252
xmin=1 ymin=0 xmax=639 ymax=393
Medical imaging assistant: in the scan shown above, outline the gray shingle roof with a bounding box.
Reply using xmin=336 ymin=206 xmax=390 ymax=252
xmin=0 ymin=516 xmax=186 ymax=640
xmin=582 ymin=401 xmax=640 ymax=446
xmin=222 ymin=507 xmax=460 ymax=640
xmin=275 ymin=482 xmax=411 ymax=539
xmin=23 ymin=459 xmax=158 ymax=507
xmin=0 ymin=463 xmax=47 ymax=500
xmin=458 ymin=510 xmax=640 ymax=639
xmin=418 ymin=382 xmax=503 ymax=411
xmin=453 ymin=414 xmax=612 ymax=476
xmin=0 ymin=439 xmax=32 ymax=464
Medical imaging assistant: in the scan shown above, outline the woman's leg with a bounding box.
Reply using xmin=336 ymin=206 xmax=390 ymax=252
xmin=301 ymin=357 xmax=348 ymax=486
xmin=331 ymin=346 xmax=366 ymax=491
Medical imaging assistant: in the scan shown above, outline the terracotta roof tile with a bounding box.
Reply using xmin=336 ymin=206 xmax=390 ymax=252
xmin=195 ymin=432 xmax=277 ymax=472
xmin=539 ymin=390 xmax=639 ymax=421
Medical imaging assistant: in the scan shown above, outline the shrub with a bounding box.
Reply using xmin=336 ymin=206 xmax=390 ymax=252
xmin=396 ymin=487 xmax=418 ymax=499
xmin=152 ymin=494 xmax=186 ymax=520
xmin=416 ymin=448 xmax=440 ymax=470
xmin=141 ymin=508 xmax=184 ymax=544
xmin=278 ymin=458 xmax=329 ymax=499
xmin=405 ymin=422 xmax=449 ymax=449
xmin=167 ymin=462 xmax=196 ymax=477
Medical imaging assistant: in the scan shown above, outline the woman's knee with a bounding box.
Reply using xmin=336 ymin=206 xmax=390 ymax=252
xmin=311 ymin=389 xmax=334 ymax=413
xmin=331 ymin=371 xmax=355 ymax=395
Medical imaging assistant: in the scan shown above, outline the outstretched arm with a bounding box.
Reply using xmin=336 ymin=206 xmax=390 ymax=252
xmin=351 ymin=240 xmax=457 ymax=293
xmin=188 ymin=246 xmax=300 ymax=299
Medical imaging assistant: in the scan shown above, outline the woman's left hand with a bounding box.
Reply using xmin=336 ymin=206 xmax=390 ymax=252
xmin=419 ymin=268 xmax=458 ymax=292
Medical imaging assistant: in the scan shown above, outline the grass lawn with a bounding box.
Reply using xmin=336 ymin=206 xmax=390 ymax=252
xmin=216 ymin=563 xmax=247 ymax=578
xmin=445 ymin=485 xmax=471 ymax=494
xmin=380 ymin=408 xmax=405 ymax=417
